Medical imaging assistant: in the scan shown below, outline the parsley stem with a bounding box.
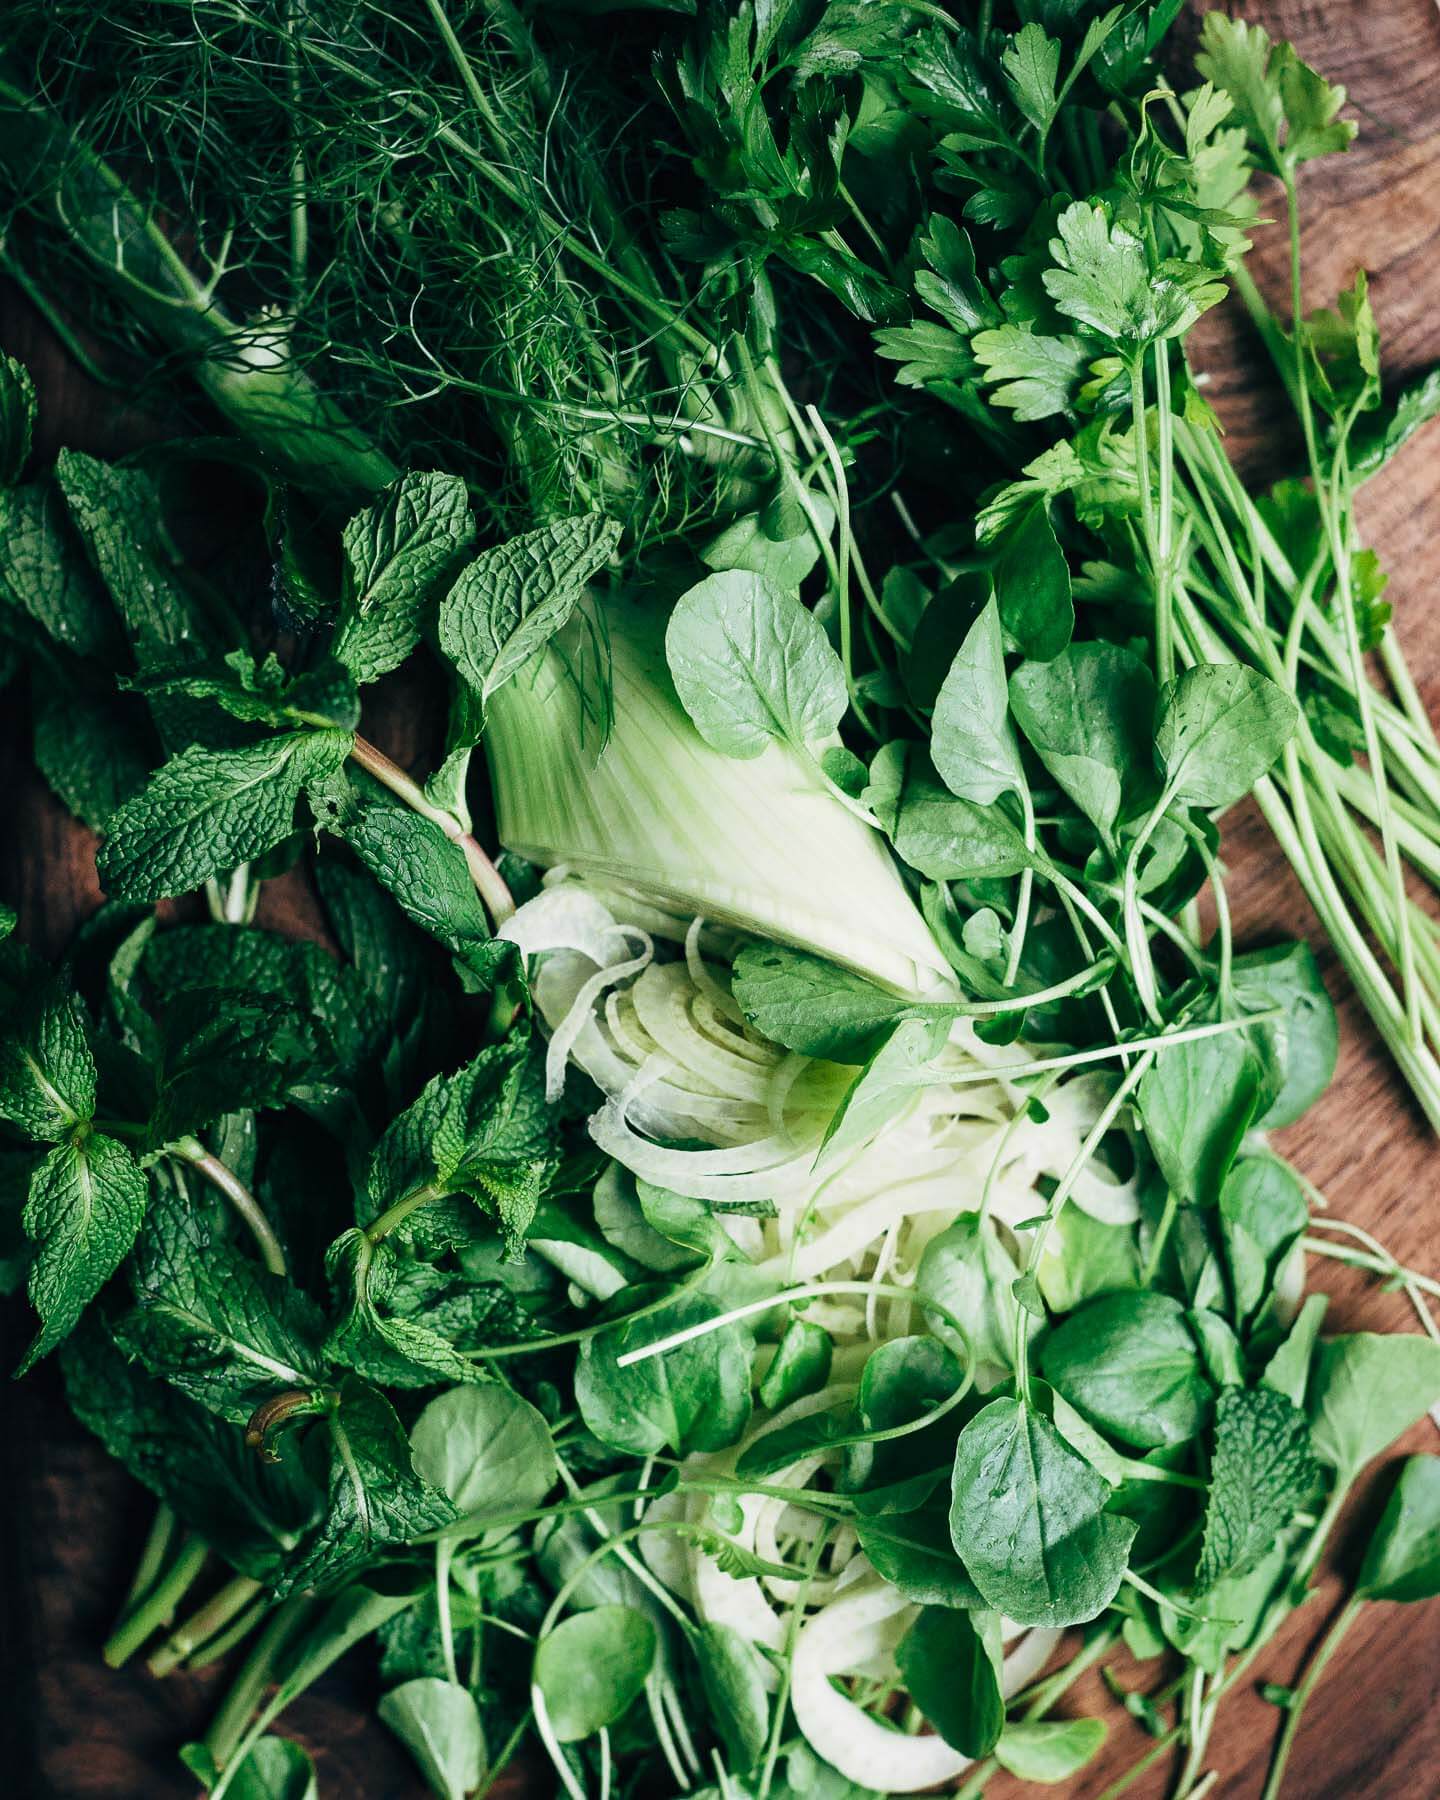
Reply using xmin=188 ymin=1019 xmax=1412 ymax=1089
xmin=170 ymin=1136 xmax=288 ymax=1277
xmin=102 ymin=1535 xmax=209 ymax=1668
xmin=147 ymin=1574 xmax=264 ymax=1677
xmin=349 ymin=734 xmax=515 ymax=926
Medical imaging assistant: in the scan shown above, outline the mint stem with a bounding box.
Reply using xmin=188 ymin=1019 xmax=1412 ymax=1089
xmin=203 ymin=1594 xmax=315 ymax=1770
xmin=147 ymin=1573 xmax=265 ymax=1677
xmin=115 ymin=1500 xmax=177 ymax=1621
xmin=103 ymin=1535 xmax=209 ymax=1668
xmin=349 ymin=733 xmax=515 ymax=925
xmin=170 ymin=1136 xmax=288 ymax=1277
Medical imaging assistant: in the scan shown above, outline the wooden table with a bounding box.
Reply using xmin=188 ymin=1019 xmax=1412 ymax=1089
xmin=2 ymin=1 xmax=1440 ymax=1793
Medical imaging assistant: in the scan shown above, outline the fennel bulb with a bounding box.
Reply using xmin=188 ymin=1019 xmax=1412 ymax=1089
xmin=485 ymin=597 xmax=954 ymax=997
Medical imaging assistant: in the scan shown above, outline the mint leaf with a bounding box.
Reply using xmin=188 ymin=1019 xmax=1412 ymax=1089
xmin=0 ymin=979 xmax=97 ymax=1139
xmin=1196 ymin=1385 xmax=1319 ymax=1589
xmin=335 ymin=471 xmax=475 ymax=684
xmin=131 ymin=650 xmax=360 ymax=732
xmin=0 ymin=354 xmax=36 ymax=485
xmin=438 ymin=514 xmax=619 ymax=710
xmin=19 ymin=1131 xmax=148 ymax=1372
xmin=54 ymin=450 xmax=216 ymax=656
xmin=32 ymin=683 xmax=154 ymax=830
xmin=274 ymin=1377 xmax=458 ymax=1597
xmin=0 ymin=484 xmax=117 ymax=659
xmin=313 ymin=771 xmax=505 ymax=983
xmin=116 ymin=1171 xmax=328 ymax=1422
xmin=324 ymin=1230 xmax=484 ymax=1389
xmin=98 ymin=730 xmax=350 ymax=901
xmin=62 ymin=1318 xmax=320 ymax=1580
xmin=149 ymin=987 xmax=323 ymax=1144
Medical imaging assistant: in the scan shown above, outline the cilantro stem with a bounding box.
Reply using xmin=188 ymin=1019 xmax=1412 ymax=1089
xmin=349 ymin=734 xmax=515 ymax=926
xmin=170 ymin=1136 xmax=288 ymax=1277
xmin=102 ymin=1535 xmax=209 ymax=1668
xmin=147 ymin=1574 xmax=264 ymax=1677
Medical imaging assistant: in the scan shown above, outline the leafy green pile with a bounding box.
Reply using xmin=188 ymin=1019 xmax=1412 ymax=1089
xmin=1 ymin=3 xmax=1440 ymax=1799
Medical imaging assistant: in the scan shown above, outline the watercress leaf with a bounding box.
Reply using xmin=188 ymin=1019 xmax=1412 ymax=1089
xmin=758 ymin=1316 xmax=833 ymax=1412
xmin=18 ymin=1132 xmax=148 ymax=1373
xmin=54 ymin=450 xmax=216 ymax=657
xmin=1041 ymin=1291 xmax=1213 ymax=1450
xmin=1196 ymin=1385 xmax=1320 ymax=1589
xmin=1037 ymin=1205 xmax=1142 ymax=1312
xmin=995 ymin=1716 xmax=1108 ymax=1782
xmin=184 ymin=1736 xmax=318 ymax=1799
xmin=576 ymin=1292 xmax=753 ymax=1457
xmin=917 ymin=1211 xmax=1017 ymax=1371
xmin=1155 ymin=664 xmax=1299 ymax=810
xmin=1307 ymin=1333 xmax=1440 ymax=1481
xmin=1356 ymin=1456 xmax=1440 ymax=1603
xmin=931 ymin=597 xmax=1026 ymax=804
xmin=439 ymin=514 xmax=620 ymax=711
xmin=0 ymin=353 xmax=35 ymax=484
xmin=0 ymin=483 xmax=118 ymax=659
xmin=1263 ymin=1292 xmax=1329 ymax=1409
xmin=1010 ymin=642 xmax=1158 ymax=842
xmin=1219 ymin=1156 xmax=1308 ymax=1325
xmin=730 ymin=944 xmax=905 ymax=1062
xmin=377 ymin=1679 xmax=486 ymax=1800
xmin=822 ymin=1016 xmax=949 ymax=1158
xmin=694 ymin=1623 xmax=770 ymax=1773
xmin=992 ymin=498 xmax=1073 ymax=660
xmin=949 ymin=1394 xmax=1137 ymax=1627
xmin=409 ymin=1384 xmax=557 ymax=1525
xmin=98 ymin=731 xmax=350 ymax=902
xmin=534 ymin=1605 xmax=656 ymax=1742
xmin=334 ymin=471 xmax=475 ymax=684
xmin=274 ymin=1377 xmax=458 ymax=1597
xmin=1137 ymin=1032 xmax=1262 ymax=1209
xmin=854 ymin=1502 xmax=982 ymax=1608
xmin=666 ymin=568 xmax=846 ymax=757
xmin=897 ymin=1605 xmax=1003 ymax=1757
xmin=0 ymin=977 xmax=97 ymax=1138
xmin=865 ymin=741 xmax=1033 ymax=881
xmin=1230 ymin=941 xmax=1338 ymax=1128
xmin=701 ymin=494 xmax=835 ymax=589
xmin=116 ymin=1171 xmax=327 ymax=1422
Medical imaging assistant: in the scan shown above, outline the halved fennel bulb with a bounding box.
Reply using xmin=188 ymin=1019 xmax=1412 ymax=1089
xmin=484 ymin=596 xmax=954 ymax=997
xmin=503 ymin=878 xmax=1143 ymax=1785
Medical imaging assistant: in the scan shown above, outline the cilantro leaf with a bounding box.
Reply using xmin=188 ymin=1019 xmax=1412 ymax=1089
xmin=437 ymin=514 xmax=620 ymax=712
xmin=97 ymin=730 xmax=351 ymax=901
xmin=1042 ymin=202 xmax=1226 ymax=348
xmin=971 ymin=325 xmax=1093 ymax=421
xmin=18 ymin=1131 xmax=149 ymax=1372
xmin=334 ymin=471 xmax=475 ymax=685
xmin=1196 ymin=1385 xmax=1320 ymax=1589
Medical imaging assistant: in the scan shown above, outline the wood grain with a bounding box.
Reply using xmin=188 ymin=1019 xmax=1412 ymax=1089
xmin=3 ymin=1 xmax=1440 ymax=1794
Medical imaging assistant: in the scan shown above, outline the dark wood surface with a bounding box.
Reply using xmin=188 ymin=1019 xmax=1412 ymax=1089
xmin=4 ymin=1 xmax=1440 ymax=1793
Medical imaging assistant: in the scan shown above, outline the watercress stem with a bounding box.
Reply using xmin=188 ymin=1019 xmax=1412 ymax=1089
xmin=1259 ymin=1596 xmax=1365 ymax=1800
